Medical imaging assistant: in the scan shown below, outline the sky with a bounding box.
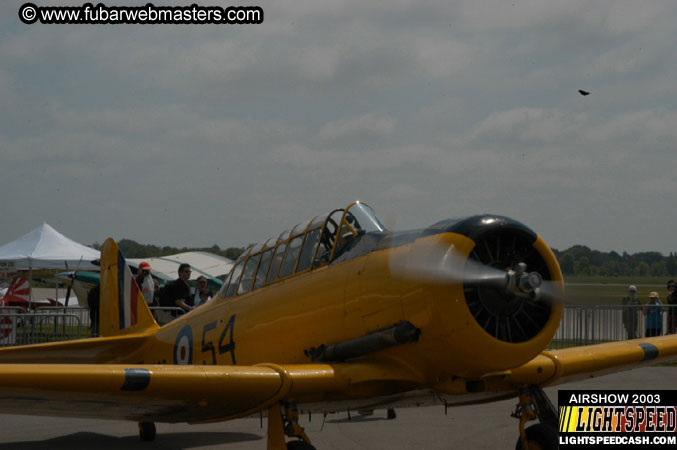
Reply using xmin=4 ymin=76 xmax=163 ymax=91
xmin=1 ymin=1 xmax=676 ymax=255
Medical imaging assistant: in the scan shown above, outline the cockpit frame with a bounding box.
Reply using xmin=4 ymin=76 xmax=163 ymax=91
xmin=218 ymin=201 xmax=386 ymax=299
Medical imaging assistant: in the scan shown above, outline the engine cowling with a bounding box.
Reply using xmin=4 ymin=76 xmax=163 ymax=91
xmin=395 ymin=215 xmax=563 ymax=378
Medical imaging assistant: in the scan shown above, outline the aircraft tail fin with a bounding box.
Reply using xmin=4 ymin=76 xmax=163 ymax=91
xmin=99 ymin=238 xmax=159 ymax=337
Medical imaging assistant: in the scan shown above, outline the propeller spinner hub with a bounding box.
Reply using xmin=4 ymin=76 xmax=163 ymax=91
xmin=462 ymin=228 xmax=552 ymax=343
xmin=505 ymin=264 xmax=543 ymax=298
xmin=519 ymin=271 xmax=542 ymax=294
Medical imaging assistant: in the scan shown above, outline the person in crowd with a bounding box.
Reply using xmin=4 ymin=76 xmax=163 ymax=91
xmin=621 ymin=285 xmax=641 ymax=339
xmin=135 ymin=261 xmax=156 ymax=306
xmin=161 ymin=263 xmax=194 ymax=314
xmin=193 ymin=275 xmax=213 ymax=308
xmin=666 ymin=280 xmax=677 ymax=334
xmin=643 ymin=291 xmax=664 ymax=337
xmin=87 ymin=283 xmax=100 ymax=336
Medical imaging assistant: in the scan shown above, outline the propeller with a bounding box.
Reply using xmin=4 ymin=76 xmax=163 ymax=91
xmin=390 ymin=242 xmax=562 ymax=302
xmin=389 ymin=232 xmax=567 ymax=343
xmin=63 ymin=257 xmax=84 ymax=307
xmin=535 ymin=279 xmax=567 ymax=303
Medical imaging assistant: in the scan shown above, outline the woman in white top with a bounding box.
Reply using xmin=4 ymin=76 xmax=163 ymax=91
xmin=193 ymin=276 xmax=212 ymax=307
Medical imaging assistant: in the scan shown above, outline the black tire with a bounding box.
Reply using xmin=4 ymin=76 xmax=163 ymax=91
xmin=287 ymin=440 xmax=317 ymax=450
xmin=515 ymin=423 xmax=558 ymax=450
xmin=138 ymin=422 xmax=156 ymax=441
xmin=387 ymin=408 xmax=397 ymax=420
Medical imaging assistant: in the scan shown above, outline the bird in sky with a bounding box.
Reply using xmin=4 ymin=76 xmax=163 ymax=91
xmin=578 ymin=90 xmax=590 ymax=96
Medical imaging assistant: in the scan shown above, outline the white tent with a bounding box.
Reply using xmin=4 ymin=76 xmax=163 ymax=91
xmin=0 ymin=223 xmax=100 ymax=303
xmin=129 ymin=252 xmax=234 ymax=281
xmin=0 ymin=223 xmax=100 ymax=270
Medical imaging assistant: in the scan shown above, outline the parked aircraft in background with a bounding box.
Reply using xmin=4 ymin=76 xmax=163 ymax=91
xmin=0 ymin=201 xmax=676 ymax=450
xmin=0 ymin=277 xmax=62 ymax=310
xmin=55 ymin=251 xmax=227 ymax=306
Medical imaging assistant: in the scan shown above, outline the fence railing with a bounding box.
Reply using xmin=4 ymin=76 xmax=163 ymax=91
xmin=549 ymin=304 xmax=677 ymax=349
xmin=150 ymin=307 xmax=186 ymax=326
xmin=1 ymin=304 xmax=676 ymax=348
xmin=0 ymin=312 xmax=84 ymax=346
xmin=35 ymin=306 xmax=91 ymax=325
xmin=0 ymin=306 xmax=188 ymax=345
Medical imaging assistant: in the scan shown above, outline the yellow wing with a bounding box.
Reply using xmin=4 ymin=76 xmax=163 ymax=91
xmin=0 ymin=360 xmax=420 ymax=423
xmin=0 ymin=363 xmax=295 ymax=423
xmin=497 ymin=334 xmax=677 ymax=389
xmin=3 ymin=338 xmax=675 ymax=423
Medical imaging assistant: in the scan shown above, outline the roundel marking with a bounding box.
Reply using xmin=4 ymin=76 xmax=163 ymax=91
xmin=174 ymin=325 xmax=193 ymax=365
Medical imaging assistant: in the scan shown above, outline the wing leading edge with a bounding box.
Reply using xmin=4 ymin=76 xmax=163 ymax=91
xmin=499 ymin=334 xmax=677 ymax=389
xmin=4 ymin=337 xmax=671 ymax=424
xmin=0 ymin=359 xmax=421 ymax=424
xmin=0 ymin=363 xmax=294 ymax=423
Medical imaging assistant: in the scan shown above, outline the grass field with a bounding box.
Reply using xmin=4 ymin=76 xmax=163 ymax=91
xmin=563 ymin=276 xmax=670 ymax=305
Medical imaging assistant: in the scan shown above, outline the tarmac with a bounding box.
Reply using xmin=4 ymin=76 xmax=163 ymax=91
xmin=0 ymin=366 xmax=674 ymax=449
xmin=29 ymin=287 xmax=77 ymax=303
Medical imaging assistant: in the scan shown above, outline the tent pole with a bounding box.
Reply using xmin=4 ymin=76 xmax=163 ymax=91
xmin=28 ymin=260 xmax=33 ymax=311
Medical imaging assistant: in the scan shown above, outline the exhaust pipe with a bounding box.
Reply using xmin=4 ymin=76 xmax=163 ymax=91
xmin=305 ymin=321 xmax=421 ymax=362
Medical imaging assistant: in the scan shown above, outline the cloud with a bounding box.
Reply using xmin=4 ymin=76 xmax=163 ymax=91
xmin=295 ymin=45 xmax=344 ymax=84
xmin=636 ymin=175 xmax=677 ymax=196
xmin=52 ymin=104 xmax=191 ymax=137
xmin=463 ymin=108 xmax=589 ymax=145
xmin=585 ymin=109 xmax=677 ymax=143
xmin=1 ymin=0 xmax=676 ymax=253
xmin=317 ymin=113 xmax=396 ymax=141
xmin=454 ymin=0 xmax=671 ymax=35
xmin=381 ymin=183 xmax=428 ymax=201
xmin=0 ymin=69 xmax=14 ymax=101
xmin=413 ymin=38 xmax=472 ymax=78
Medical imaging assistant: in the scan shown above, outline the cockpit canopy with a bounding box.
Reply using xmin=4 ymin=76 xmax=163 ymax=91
xmin=218 ymin=201 xmax=386 ymax=298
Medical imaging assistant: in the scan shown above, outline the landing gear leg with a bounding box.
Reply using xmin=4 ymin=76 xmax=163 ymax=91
xmin=511 ymin=386 xmax=558 ymax=450
xmin=284 ymin=401 xmax=314 ymax=449
xmin=138 ymin=421 xmax=156 ymax=441
xmin=268 ymin=404 xmax=287 ymax=450
xmin=267 ymin=401 xmax=316 ymax=450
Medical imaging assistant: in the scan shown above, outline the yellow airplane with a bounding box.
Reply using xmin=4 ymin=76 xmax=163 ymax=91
xmin=1 ymin=200 xmax=676 ymax=450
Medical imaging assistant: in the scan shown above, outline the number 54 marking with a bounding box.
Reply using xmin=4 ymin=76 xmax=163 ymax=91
xmin=201 ymin=314 xmax=236 ymax=365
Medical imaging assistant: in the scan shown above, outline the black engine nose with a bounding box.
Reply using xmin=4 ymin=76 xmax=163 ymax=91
xmin=432 ymin=215 xmax=554 ymax=343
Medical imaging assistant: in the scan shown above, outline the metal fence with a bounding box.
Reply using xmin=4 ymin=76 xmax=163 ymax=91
xmin=0 ymin=306 xmax=186 ymax=345
xmin=1 ymin=304 xmax=675 ymax=348
xmin=549 ymin=304 xmax=677 ymax=349
xmin=150 ymin=307 xmax=186 ymax=326
xmin=35 ymin=306 xmax=91 ymax=326
xmin=0 ymin=307 xmax=28 ymax=346
xmin=0 ymin=310 xmax=84 ymax=346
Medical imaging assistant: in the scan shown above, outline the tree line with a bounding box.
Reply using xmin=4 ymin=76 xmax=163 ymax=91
xmin=91 ymin=240 xmax=246 ymax=262
xmin=93 ymin=239 xmax=677 ymax=278
xmin=553 ymin=246 xmax=677 ymax=277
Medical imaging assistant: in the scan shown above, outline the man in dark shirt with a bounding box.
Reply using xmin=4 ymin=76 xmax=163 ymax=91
xmin=667 ymin=280 xmax=676 ymax=334
xmin=87 ymin=284 xmax=100 ymax=336
xmin=163 ymin=263 xmax=194 ymax=314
